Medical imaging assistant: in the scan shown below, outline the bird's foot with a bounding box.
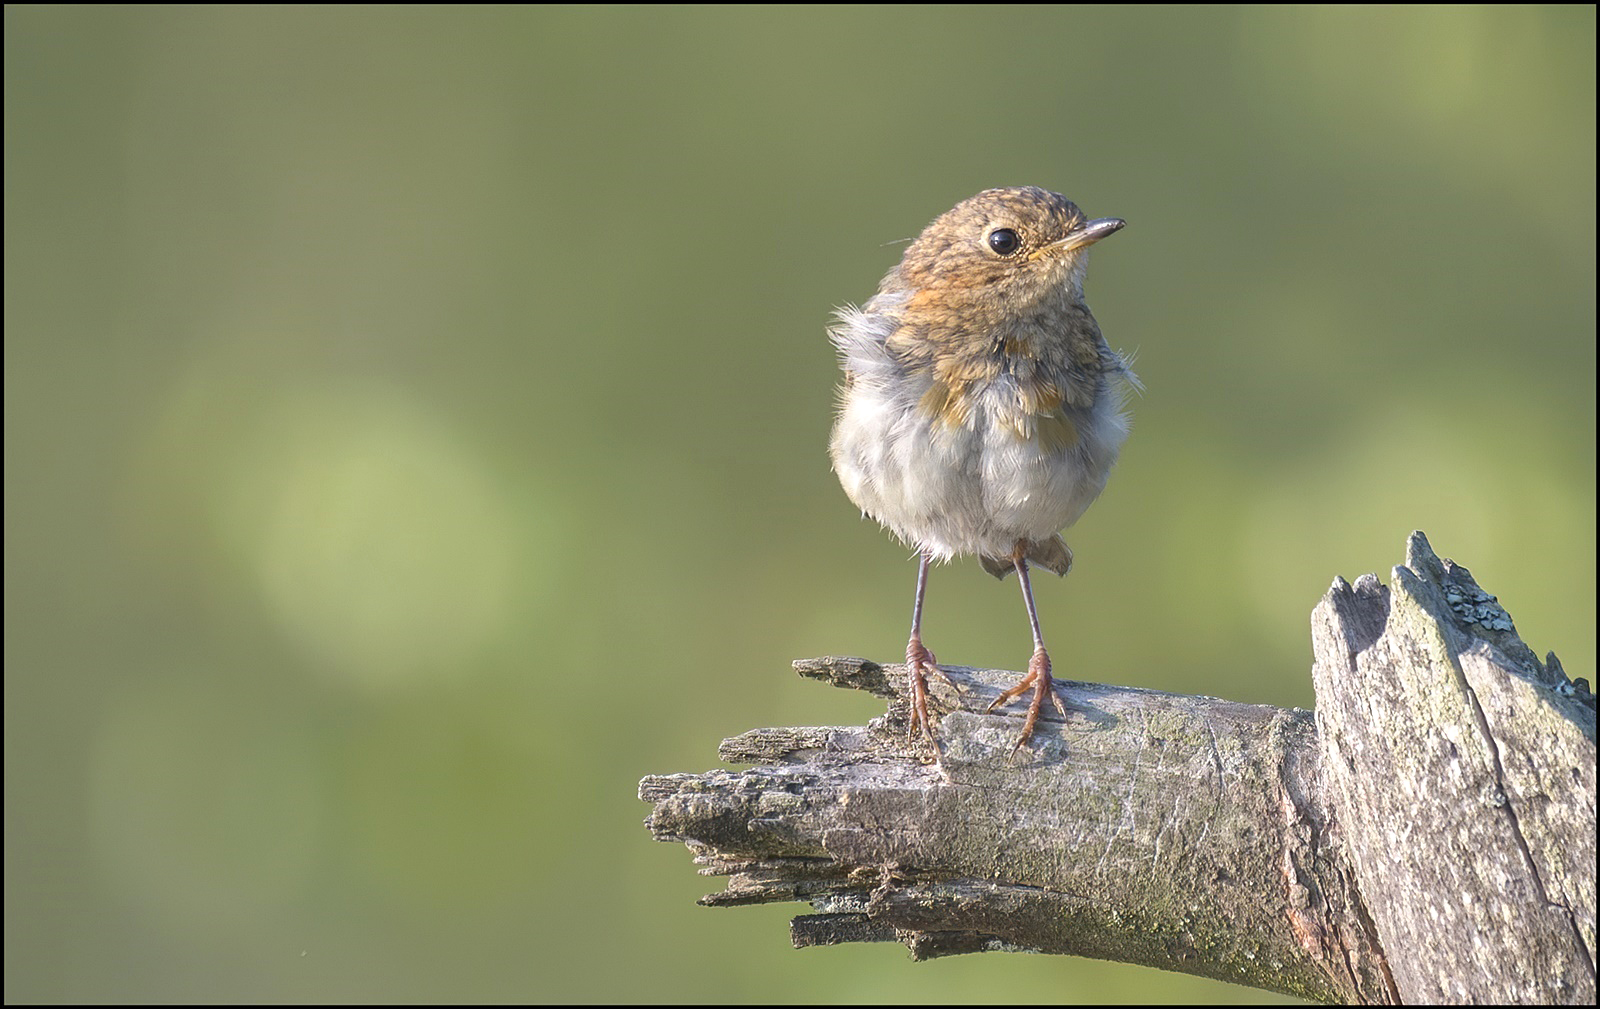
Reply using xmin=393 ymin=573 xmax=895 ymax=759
xmin=905 ymin=637 xmax=944 ymax=745
xmin=985 ymin=647 xmax=1068 ymax=754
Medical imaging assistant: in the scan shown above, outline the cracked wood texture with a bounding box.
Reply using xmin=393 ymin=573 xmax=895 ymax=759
xmin=640 ymin=533 xmax=1595 ymax=1004
xmin=1312 ymin=533 xmax=1595 ymax=1003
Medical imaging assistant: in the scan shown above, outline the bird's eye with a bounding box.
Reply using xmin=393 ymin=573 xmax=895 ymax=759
xmin=987 ymin=228 xmax=1021 ymax=255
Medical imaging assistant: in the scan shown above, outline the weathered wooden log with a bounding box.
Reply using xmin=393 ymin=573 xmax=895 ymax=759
xmin=639 ymin=533 xmax=1595 ymax=1004
xmin=1311 ymin=534 xmax=1594 ymax=1002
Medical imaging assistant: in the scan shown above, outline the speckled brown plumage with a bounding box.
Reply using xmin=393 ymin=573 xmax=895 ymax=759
xmin=828 ymin=186 xmax=1135 ymax=759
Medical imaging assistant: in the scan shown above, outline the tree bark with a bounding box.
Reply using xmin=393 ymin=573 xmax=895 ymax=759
xmin=1311 ymin=535 xmax=1595 ymax=1002
xmin=639 ymin=533 xmax=1595 ymax=1004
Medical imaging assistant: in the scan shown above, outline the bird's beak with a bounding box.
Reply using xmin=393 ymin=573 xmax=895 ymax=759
xmin=1050 ymin=217 xmax=1125 ymax=254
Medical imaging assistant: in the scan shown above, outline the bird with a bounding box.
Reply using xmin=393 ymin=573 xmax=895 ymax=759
xmin=827 ymin=186 xmax=1135 ymax=755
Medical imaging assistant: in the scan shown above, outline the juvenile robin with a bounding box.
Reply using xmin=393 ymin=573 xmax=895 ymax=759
xmin=828 ymin=186 xmax=1135 ymax=754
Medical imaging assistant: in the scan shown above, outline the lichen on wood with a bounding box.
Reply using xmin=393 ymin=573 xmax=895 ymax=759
xmin=640 ymin=533 xmax=1595 ymax=1005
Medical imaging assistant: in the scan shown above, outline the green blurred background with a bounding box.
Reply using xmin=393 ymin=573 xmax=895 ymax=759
xmin=5 ymin=6 xmax=1593 ymax=1003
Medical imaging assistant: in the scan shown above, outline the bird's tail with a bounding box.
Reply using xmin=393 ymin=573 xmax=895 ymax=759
xmin=979 ymin=536 xmax=1074 ymax=580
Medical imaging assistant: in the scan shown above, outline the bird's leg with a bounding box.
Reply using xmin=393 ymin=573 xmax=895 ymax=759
xmin=904 ymin=552 xmax=945 ymax=746
xmin=985 ymin=544 xmax=1069 ymax=752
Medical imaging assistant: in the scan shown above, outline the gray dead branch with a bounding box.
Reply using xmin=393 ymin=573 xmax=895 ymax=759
xmin=639 ymin=533 xmax=1595 ymax=1004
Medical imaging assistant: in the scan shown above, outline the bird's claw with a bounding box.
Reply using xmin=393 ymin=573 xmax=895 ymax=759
xmin=905 ymin=638 xmax=941 ymax=745
xmin=985 ymin=647 xmax=1062 ymax=754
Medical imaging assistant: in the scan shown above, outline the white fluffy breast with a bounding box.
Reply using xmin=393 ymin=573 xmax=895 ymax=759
xmin=829 ymin=342 xmax=1131 ymax=563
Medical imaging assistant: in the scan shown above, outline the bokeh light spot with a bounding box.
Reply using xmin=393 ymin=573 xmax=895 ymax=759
xmin=218 ymin=382 xmax=523 ymax=691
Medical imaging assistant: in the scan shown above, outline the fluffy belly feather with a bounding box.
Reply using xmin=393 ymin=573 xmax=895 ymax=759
xmin=830 ymin=379 xmax=1126 ymax=562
